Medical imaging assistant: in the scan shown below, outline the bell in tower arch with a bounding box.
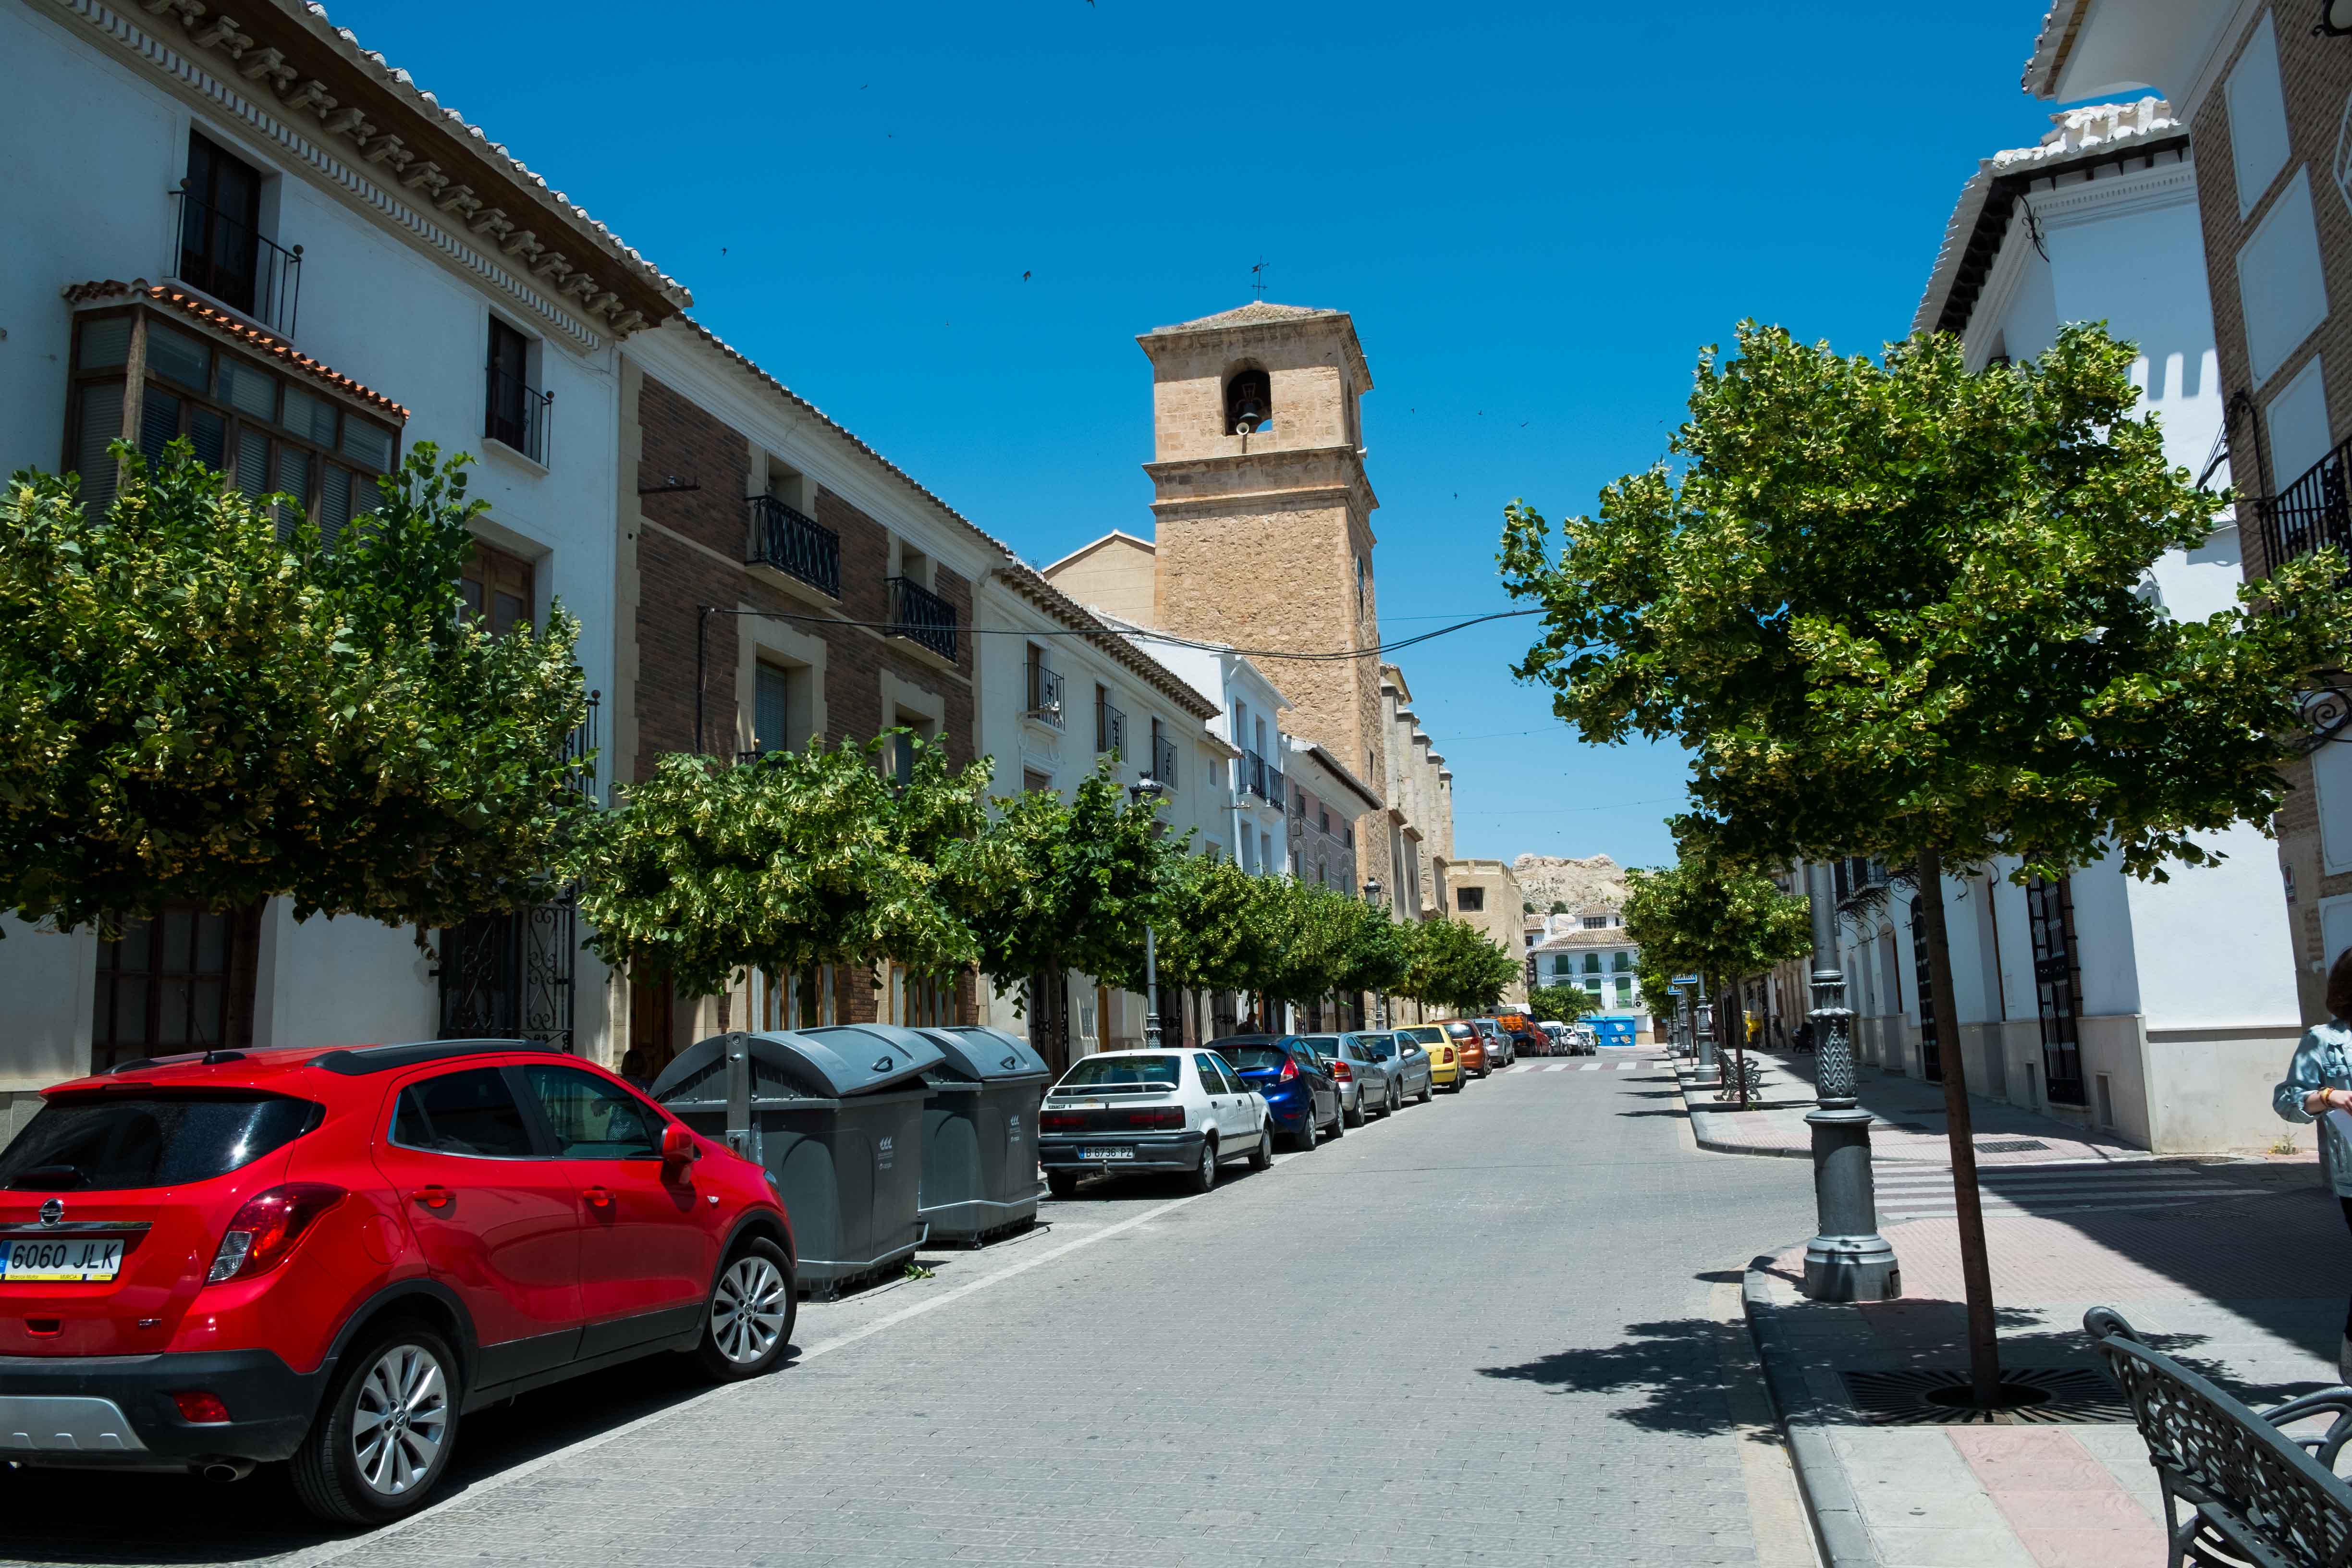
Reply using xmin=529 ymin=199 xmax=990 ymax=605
xmin=1225 ymin=368 xmax=1272 ymax=435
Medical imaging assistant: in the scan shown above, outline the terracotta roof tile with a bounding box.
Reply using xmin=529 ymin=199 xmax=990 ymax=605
xmin=1147 ymin=301 xmax=1340 ymax=335
xmin=62 ymin=280 xmax=409 ymax=420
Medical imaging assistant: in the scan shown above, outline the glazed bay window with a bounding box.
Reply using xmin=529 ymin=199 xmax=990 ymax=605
xmin=64 ymin=301 xmax=400 ymax=531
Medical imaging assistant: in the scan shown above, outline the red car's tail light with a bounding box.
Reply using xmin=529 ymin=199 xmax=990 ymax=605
xmin=1330 ymin=1061 xmax=1352 ymax=1080
xmin=1125 ymin=1107 xmax=1183 ymax=1129
xmin=207 ymin=1184 xmax=345 ymax=1284
xmin=1278 ymin=1057 xmax=1298 ymax=1081
xmin=170 ymin=1390 xmax=231 ymax=1424
xmin=1040 ymin=1112 xmax=1086 ymax=1132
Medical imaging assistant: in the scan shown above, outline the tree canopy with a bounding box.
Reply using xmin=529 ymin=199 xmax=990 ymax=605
xmin=1619 ymin=851 xmax=1812 ymax=998
xmin=579 ymin=734 xmax=988 ymax=998
xmin=1525 ymin=983 xmax=1594 ymax=1025
xmin=1401 ymin=917 xmax=1519 ymax=1015
xmin=0 ymin=441 xmax=594 ymax=937
xmin=955 ymin=760 xmax=1168 ymax=1006
xmin=1498 ymin=322 xmax=2352 ymax=883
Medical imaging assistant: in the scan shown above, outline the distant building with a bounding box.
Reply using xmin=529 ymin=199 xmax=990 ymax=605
xmin=1447 ymin=859 xmax=1530 ymax=1007
xmin=1529 ymin=904 xmax=1651 ymax=1043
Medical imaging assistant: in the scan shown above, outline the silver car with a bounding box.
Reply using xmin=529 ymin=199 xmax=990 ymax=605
xmin=1360 ymin=1031 xmax=1434 ymax=1104
xmin=1298 ymin=1033 xmax=1401 ymax=1126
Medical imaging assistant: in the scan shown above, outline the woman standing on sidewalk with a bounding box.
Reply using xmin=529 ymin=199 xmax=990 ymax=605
xmin=2274 ymin=945 xmax=2352 ymax=1385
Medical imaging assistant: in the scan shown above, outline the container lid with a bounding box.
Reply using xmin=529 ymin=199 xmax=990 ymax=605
xmin=649 ymin=1027 xmax=943 ymax=1104
xmin=915 ymin=1025 xmax=1049 ymax=1083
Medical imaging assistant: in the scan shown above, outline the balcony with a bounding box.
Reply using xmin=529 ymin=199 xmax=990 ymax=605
xmin=745 ymin=496 xmax=841 ymax=599
xmin=1096 ymin=698 xmax=1127 ymax=758
xmin=1025 ymin=662 xmax=1066 ymax=728
xmin=1152 ymin=731 xmax=1179 ymax=789
xmin=564 ymin=691 xmax=601 ymax=798
xmin=2256 ymin=433 xmax=2352 ymax=572
xmin=486 ymin=363 xmax=552 ymax=465
xmin=886 ymin=575 xmax=957 ymax=661
xmin=170 ymin=184 xmax=301 ymax=338
xmin=1242 ymin=750 xmax=1284 ymax=805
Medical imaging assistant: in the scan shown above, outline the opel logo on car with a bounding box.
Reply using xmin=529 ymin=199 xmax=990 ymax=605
xmin=38 ymin=1199 xmax=63 ymax=1227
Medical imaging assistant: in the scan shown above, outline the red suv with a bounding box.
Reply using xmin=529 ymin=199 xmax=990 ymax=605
xmin=0 ymin=1039 xmax=792 ymax=1524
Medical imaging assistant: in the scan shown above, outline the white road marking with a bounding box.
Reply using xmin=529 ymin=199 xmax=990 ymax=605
xmin=1580 ymin=1063 xmax=1602 ymax=1072
xmin=1616 ymin=1062 xmax=1640 ymax=1072
xmin=1544 ymin=1064 xmax=1570 ymax=1073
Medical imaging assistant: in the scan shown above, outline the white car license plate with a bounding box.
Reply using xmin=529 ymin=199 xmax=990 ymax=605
xmin=0 ymin=1238 xmax=122 ymax=1282
xmin=1077 ymin=1147 xmax=1136 ymax=1162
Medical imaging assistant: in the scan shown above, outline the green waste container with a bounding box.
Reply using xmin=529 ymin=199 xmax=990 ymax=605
xmin=650 ymin=1027 xmax=943 ymax=1298
xmin=908 ymin=1025 xmax=1049 ymax=1244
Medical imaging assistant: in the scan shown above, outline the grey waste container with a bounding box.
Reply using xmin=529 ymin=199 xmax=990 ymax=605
xmin=909 ymin=1025 xmax=1050 ymax=1245
xmin=650 ymin=1027 xmax=944 ymax=1298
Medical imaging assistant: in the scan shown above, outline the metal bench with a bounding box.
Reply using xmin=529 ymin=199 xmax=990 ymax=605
xmin=2086 ymin=1306 xmax=2352 ymax=1567
xmin=1718 ymin=1056 xmax=1764 ymax=1106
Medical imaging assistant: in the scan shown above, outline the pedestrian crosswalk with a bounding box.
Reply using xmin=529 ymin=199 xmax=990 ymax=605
xmin=1871 ymin=1160 xmax=2251 ymax=1224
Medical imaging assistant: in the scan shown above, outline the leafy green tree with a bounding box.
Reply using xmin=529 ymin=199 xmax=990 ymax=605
xmin=1400 ymin=918 xmax=1519 ymax=1015
xmin=0 ymin=442 xmax=594 ymax=938
xmin=580 ymin=733 xmax=987 ymax=1001
xmin=1549 ymin=900 xmax=1569 ymax=915
xmin=1525 ymin=983 xmax=1593 ymax=1026
xmin=1621 ymin=849 xmax=1812 ymax=1100
xmin=954 ymin=759 xmax=1169 ymax=1012
xmin=1147 ymin=854 xmax=1271 ymax=1010
xmin=1501 ymin=320 xmax=2352 ymax=1405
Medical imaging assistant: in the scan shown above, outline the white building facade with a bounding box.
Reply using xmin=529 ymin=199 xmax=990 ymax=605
xmin=0 ymin=0 xmax=691 ymax=1122
xmin=1852 ymin=102 xmax=2304 ymax=1152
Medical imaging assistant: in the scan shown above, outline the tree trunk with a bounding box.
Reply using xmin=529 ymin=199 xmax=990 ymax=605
xmin=1917 ymin=846 xmax=2002 ymax=1406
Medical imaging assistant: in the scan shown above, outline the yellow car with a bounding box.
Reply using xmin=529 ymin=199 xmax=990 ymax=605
xmin=1397 ymin=1024 xmax=1465 ymax=1091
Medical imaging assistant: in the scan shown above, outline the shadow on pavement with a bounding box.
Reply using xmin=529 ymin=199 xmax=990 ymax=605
xmin=1475 ymin=1318 xmax=1766 ymax=1440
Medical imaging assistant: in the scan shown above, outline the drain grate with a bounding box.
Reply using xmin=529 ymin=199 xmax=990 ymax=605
xmin=1840 ymin=1368 xmax=2129 ymax=1425
xmin=1976 ymin=1139 xmax=2050 ymax=1154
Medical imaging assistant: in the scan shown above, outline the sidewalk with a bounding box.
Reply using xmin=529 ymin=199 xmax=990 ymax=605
xmin=1679 ymin=1051 xmax=2347 ymax=1566
xmin=1673 ymin=1047 xmax=2156 ymax=1166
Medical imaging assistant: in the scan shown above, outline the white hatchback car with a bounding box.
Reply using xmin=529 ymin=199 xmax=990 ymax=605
xmin=1039 ymin=1049 xmax=1275 ymax=1198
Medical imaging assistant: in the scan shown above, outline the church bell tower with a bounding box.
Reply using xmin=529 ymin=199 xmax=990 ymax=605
xmin=1137 ymin=301 xmax=1386 ymax=840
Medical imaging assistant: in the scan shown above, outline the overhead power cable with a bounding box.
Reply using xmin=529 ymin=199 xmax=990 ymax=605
xmin=699 ymin=605 xmax=1542 ymax=663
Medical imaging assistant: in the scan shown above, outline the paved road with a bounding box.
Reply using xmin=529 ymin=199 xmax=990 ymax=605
xmin=1 ymin=1051 xmax=1819 ymax=1568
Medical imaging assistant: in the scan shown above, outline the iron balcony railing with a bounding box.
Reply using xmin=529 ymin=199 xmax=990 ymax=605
xmin=486 ymin=364 xmax=553 ymax=464
xmin=170 ymin=184 xmax=301 ymax=337
xmin=1025 ymin=662 xmax=1065 ymax=727
xmin=2256 ymin=432 xmax=2352 ymax=572
xmin=744 ymin=496 xmax=841 ymax=599
xmin=1096 ymin=698 xmax=1127 ymax=758
xmin=1243 ymin=749 xmax=1283 ymax=804
xmin=886 ymin=576 xmax=957 ymax=661
xmin=1153 ymin=731 xmax=1179 ymax=789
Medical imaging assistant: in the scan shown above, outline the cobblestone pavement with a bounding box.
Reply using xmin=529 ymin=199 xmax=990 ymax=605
xmin=0 ymin=1052 xmax=1821 ymax=1568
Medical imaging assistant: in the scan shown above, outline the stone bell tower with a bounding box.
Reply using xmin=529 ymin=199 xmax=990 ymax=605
xmin=1137 ymin=301 xmax=1386 ymax=855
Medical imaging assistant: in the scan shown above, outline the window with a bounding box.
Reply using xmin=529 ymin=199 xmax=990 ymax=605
xmin=66 ymin=310 xmax=395 ymax=530
xmin=1318 ymin=803 xmax=1330 ymax=833
xmin=1057 ymin=1054 xmax=1178 ymax=1089
xmin=1023 ymin=769 xmax=1052 ymax=794
xmin=524 ymin=1065 xmax=662 ymax=1159
xmin=1583 ymin=953 xmax=1602 ymax=976
xmin=2026 ymin=875 xmax=2085 ymax=1106
xmin=1224 ymin=368 xmax=1271 ymax=435
xmin=1097 ymin=686 xmax=1126 ymax=757
xmin=1356 ymin=555 xmax=1367 ymax=614
xmin=485 ymin=318 xmax=548 ymax=463
xmin=93 ymin=902 xmax=258 ymax=1070
xmin=1456 ymin=887 xmax=1485 ymax=912
xmin=390 ymin=1068 xmax=536 ymax=1158
xmin=460 ymin=541 xmax=533 ymax=637
xmin=2224 ymin=12 xmax=2292 ymax=218
xmin=0 ymin=1094 xmax=313 ymax=1192
xmin=2236 ymin=168 xmax=2329 ymax=384
xmin=179 ymin=134 xmax=266 ymax=316
xmin=755 ymin=663 xmax=793 ymax=755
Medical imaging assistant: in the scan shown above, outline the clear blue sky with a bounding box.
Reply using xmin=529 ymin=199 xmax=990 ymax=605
xmin=339 ymin=0 xmax=2069 ymax=872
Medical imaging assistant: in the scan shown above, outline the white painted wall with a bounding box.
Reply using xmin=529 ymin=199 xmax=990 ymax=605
xmin=0 ymin=0 xmax=632 ymax=1077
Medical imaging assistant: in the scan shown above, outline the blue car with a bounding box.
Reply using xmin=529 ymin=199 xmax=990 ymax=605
xmin=1212 ymin=1035 xmax=1342 ymax=1151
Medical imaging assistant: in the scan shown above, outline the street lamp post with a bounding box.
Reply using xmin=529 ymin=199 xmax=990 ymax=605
xmin=1130 ymin=778 xmax=1169 ymax=1047
xmin=1363 ymin=877 xmax=1388 ymax=1029
xmin=1801 ymin=858 xmax=1899 ymax=1302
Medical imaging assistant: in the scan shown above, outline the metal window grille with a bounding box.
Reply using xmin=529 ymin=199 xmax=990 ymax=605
xmin=2026 ymin=874 xmax=2086 ymax=1106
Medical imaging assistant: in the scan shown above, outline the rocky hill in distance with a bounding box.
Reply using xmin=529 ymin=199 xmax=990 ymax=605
xmin=1511 ymin=853 xmax=1632 ymax=915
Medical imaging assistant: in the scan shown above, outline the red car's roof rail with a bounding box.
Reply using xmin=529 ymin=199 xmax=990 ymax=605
xmin=306 ymin=1039 xmax=563 ymax=1076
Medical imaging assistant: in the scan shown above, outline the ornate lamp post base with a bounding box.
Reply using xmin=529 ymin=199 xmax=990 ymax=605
xmin=1803 ymin=1105 xmax=1901 ymax=1301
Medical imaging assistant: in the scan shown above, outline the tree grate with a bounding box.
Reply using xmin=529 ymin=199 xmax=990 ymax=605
xmin=1839 ymin=1367 xmax=2130 ymax=1425
xmin=1975 ymin=1139 xmax=2050 ymax=1153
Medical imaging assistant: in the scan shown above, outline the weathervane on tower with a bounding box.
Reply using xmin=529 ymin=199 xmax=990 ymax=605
xmin=1250 ymin=257 xmax=1268 ymax=298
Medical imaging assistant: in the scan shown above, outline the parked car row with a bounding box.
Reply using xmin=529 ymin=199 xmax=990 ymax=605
xmin=1037 ymin=1017 xmax=1519 ymax=1198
